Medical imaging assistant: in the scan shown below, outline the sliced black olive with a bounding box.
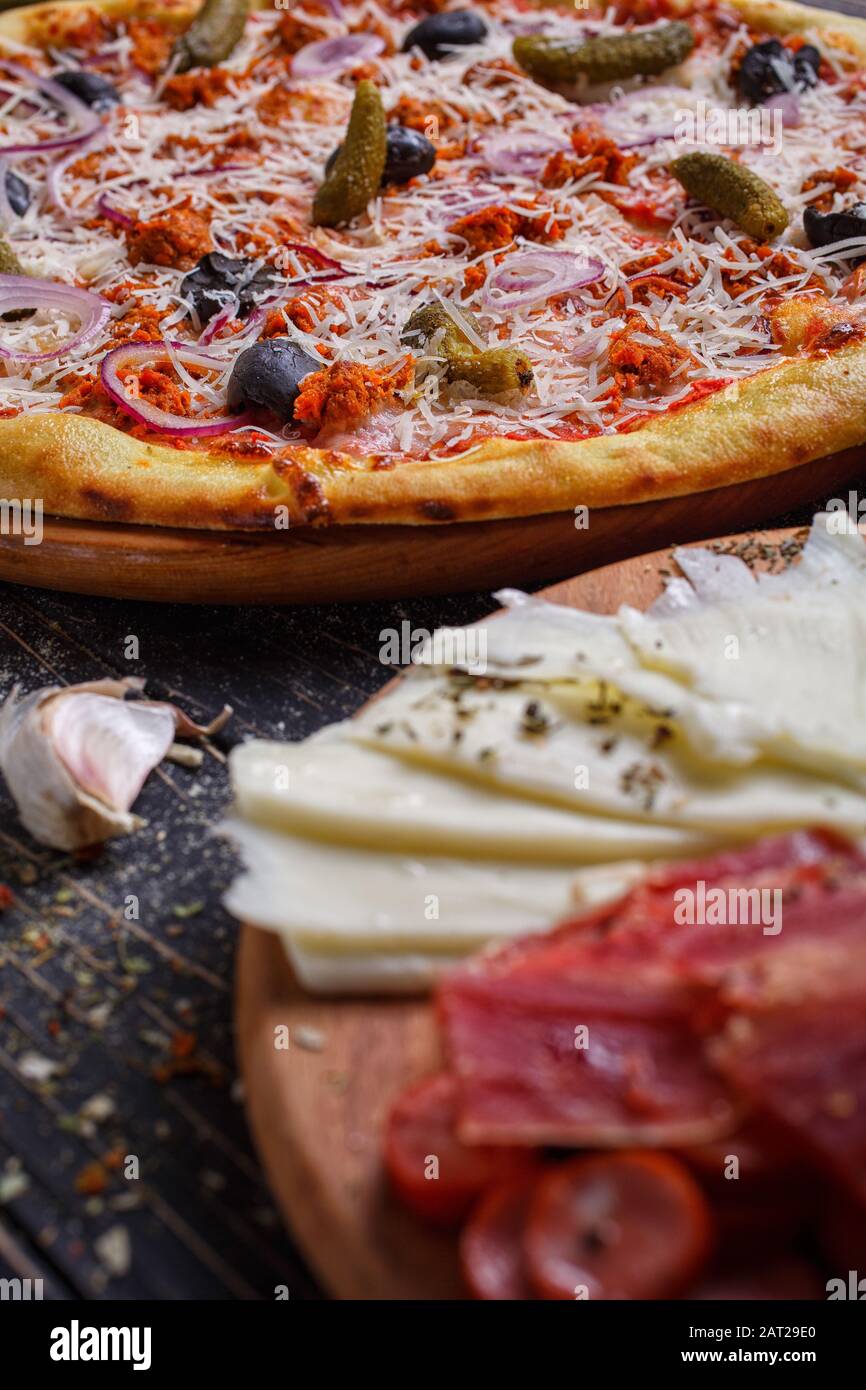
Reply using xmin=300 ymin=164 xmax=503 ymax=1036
xmin=180 ymin=252 xmax=276 ymax=325
xmin=804 ymin=202 xmax=866 ymax=260
xmin=737 ymin=39 xmax=820 ymax=106
xmin=401 ymin=10 xmax=487 ymax=62
xmin=325 ymin=123 xmax=436 ymax=186
xmin=4 ymin=170 xmax=30 ymax=218
xmin=227 ymin=340 xmax=320 ymax=421
xmin=52 ymin=69 xmax=122 ymax=112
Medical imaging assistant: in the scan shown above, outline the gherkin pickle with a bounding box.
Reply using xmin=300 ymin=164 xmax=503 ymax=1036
xmin=0 ymin=234 xmax=24 ymax=276
xmin=0 ymin=236 xmax=33 ymax=320
xmin=402 ymin=302 xmax=533 ymax=396
xmin=313 ymin=80 xmax=387 ymax=228
xmin=513 ymin=21 xmax=694 ymax=86
xmin=670 ymin=152 xmax=789 ymax=242
xmin=171 ymin=0 xmax=250 ymax=74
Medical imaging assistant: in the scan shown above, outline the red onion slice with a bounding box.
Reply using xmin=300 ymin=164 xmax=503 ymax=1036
xmin=100 ymin=341 xmax=251 ymax=437
xmin=96 ymin=193 xmax=135 ymax=228
xmin=0 ymin=274 xmax=109 ymax=362
xmin=482 ymin=131 xmax=568 ymax=176
xmin=0 ymin=59 xmax=101 ymax=155
xmin=281 ymin=240 xmax=348 ymax=274
xmin=483 ymin=250 xmax=605 ymax=310
xmin=291 ymin=34 xmax=385 ymax=81
xmin=764 ymin=91 xmax=801 ymax=129
xmin=197 ymin=303 xmax=235 ymax=345
xmin=602 ymin=85 xmax=689 ymax=149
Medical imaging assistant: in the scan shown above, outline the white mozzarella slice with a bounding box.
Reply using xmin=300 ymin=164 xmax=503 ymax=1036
xmin=284 ymin=939 xmax=464 ymax=996
xmin=229 ymin=730 xmax=716 ymax=861
xmin=221 ymin=819 xmax=588 ymax=952
xmin=352 ymin=676 xmax=866 ymax=835
xmin=620 ymin=518 xmax=866 ymax=784
xmin=403 ymin=594 xmax=768 ymax=766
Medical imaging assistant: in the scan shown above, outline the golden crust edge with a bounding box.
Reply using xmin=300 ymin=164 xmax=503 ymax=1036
xmin=3 ymin=342 xmax=866 ymax=528
xmin=0 ymin=0 xmax=864 ymax=528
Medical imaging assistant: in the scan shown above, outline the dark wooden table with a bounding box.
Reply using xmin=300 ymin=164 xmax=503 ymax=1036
xmin=0 ymin=0 xmax=862 ymax=1302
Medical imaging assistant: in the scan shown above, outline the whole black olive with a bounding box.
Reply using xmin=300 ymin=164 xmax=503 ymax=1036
xmin=4 ymin=170 xmax=30 ymax=217
xmin=52 ymin=69 xmax=122 ymax=112
xmin=401 ymin=10 xmax=487 ymax=62
xmin=227 ymin=340 xmax=320 ymax=421
xmin=180 ymin=253 xmax=277 ymax=325
xmin=737 ymin=39 xmax=820 ymax=105
xmin=804 ymin=202 xmax=866 ymax=260
xmin=325 ymin=123 xmax=437 ymax=185
xmin=793 ymin=44 xmax=821 ymax=88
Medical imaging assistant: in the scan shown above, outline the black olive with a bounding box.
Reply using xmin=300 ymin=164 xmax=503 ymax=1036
xmin=4 ymin=170 xmax=30 ymax=217
xmin=227 ymin=340 xmax=320 ymax=421
xmin=804 ymin=202 xmax=866 ymax=260
xmin=325 ymin=123 xmax=436 ymax=186
xmin=180 ymin=253 xmax=277 ymax=325
xmin=793 ymin=44 xmax=821 ymax=88
xmin=52 ymin=69 xmax=122 ymax=112
xmin=401 ymin=10 xmax=487 ymax=62
xmin=737 ymin=39 xmax=820 ymax=105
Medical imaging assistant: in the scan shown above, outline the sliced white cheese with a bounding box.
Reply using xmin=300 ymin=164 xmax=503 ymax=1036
xmin=222 ymin=818 xmax=589 ymax=953
xmin=402 ymin=520 xmax=866 ymax=783
xmin=351 ymin=676 xmax=866 ymax=835
xmin=229 ymin=730 xmax=717 ymax=862
xmin=408 ymin=596 xmax=763 ymax=766
xmin=285 ymin=939 xmax=464 ymax=996
xmin=620 ymin=517 xmax=866 ymax=785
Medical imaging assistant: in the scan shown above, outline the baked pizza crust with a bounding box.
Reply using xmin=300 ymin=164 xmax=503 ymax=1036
xmin=2 ymin=0 xmax=866 ymax=530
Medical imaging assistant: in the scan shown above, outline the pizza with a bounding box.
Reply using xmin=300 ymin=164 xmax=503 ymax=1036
xmin=0 ymin=0 xmax=865 ymax=531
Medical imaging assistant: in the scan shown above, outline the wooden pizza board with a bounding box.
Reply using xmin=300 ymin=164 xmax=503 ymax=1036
xmin=1 ymin=448 xmax=862 ymax=604
xmin=235 ymin=524 xmax=803 ymax=1299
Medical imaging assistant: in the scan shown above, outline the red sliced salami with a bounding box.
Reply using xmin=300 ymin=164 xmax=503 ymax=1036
xmin=710 ymin=944 xmax=866 ymax=1210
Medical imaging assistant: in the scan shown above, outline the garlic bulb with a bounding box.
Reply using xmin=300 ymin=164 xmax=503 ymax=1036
xmin=0 ymin=678 xmax=231 ymax=850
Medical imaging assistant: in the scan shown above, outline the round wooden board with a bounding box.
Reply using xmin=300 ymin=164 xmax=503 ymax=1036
xmin=235 ymin=523 xmax=801 ymax=1300
xmin=1 ymin=448 xmax=861 ymax=604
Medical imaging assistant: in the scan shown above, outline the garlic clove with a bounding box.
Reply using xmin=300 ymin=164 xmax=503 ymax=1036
xmin=45 ymin=694 xmax=177 ymax=812
xmin=0 ymin=678 xmax=231 ymax=851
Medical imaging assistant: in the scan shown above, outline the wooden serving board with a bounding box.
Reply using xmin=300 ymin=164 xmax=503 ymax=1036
xmin=1 ymin=448 xmax=861 ymax=604
xmin=235 ymin=524 xmax=801 ymax=1300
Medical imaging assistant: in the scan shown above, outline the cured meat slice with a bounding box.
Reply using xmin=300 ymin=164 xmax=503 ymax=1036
xmin=640 ymin=829 xmax=853 ymax=893
xmin=440 ymin=832 xmax=866 ymax=1148
xmin=479 ymin=830 xmax=862 ymax=976
xmin=709 ymin=944 xmax=866 ymax=1209
xmin=439 ymin=964 xmax=737 ymax=1147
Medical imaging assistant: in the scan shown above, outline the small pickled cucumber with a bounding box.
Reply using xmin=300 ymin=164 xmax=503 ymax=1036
xmin=670 ymin=152 xmax=788 ymax=242
xmin=0 ymin=237 xmax=22 ymax=275
xmin=0 ymin=236 xmax=34 ymax=320
xmin=402 ymin=302 xmax=533 ymax=395
xmin=513 ymin=21 xmax=694 ymax=85
xmin=172 ymin=0 xmax=250 ymax=74
xmin=0 ymin=234 xmax=24 ymax=276
xmin=313 ymin=80 xmax=387 ymax=228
